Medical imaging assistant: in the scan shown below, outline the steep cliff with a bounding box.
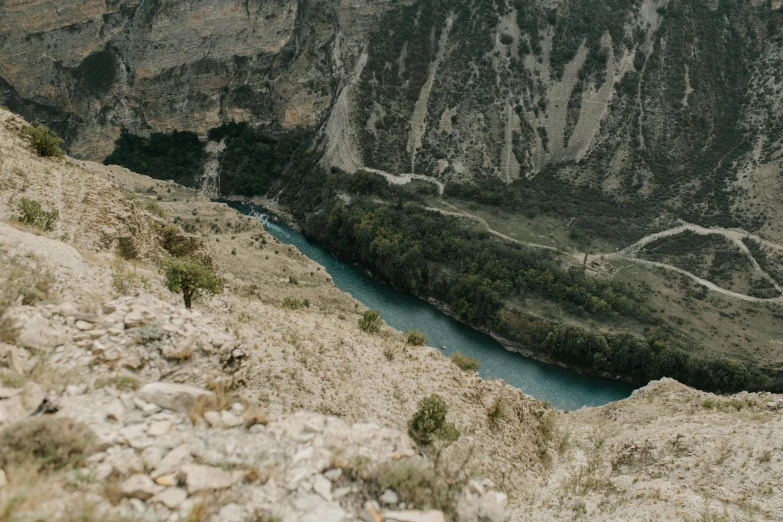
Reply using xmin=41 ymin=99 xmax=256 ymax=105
xmin=3 ymin=0 xmax=783 ymax=391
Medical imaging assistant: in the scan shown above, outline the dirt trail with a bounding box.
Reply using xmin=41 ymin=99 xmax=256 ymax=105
xmin=363 ymin=167 xmax=445 ymax=196
xmin=423 ymin=203 xmax=783 ymax=303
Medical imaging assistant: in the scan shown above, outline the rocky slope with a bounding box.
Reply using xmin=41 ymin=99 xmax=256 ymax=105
xmin=1 ymin=110 xmax=783 ymax=521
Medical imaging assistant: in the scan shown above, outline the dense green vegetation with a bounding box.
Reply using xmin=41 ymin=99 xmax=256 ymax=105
xmin=494 ymin=309 xmax=769 ymax=394
xmin=162 ymin=256 xmax=223 ymax=309
xmin=104 ymin=129 xmax=204 ymax=187
xmin=206 ymin=123 xmax=313 ymax=197
xmin=408 ymin=394 xmax=460 ymax=446
xmin=23 ymin=125 xmax=64 ymax=158
xmin=16 ymin=197 xmax=59 ymax=231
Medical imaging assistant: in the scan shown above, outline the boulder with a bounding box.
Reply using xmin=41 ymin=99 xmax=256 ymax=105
xmin=0 ymin=382 xmax=45 ymax=425
xmin=379 ymin=489 xmax=399 ymax=505
xmin=151 ymin=444 xmax=192 ymax=479
xmin=136 ymin=382 xmax=216 ymax=412
xmin=16 ymin=317 xmax=65 ymax=350
xmin=455 ymin=479 xmax=507 ymax=522
xmin=180 ymin=464 xmax=242 ymax=494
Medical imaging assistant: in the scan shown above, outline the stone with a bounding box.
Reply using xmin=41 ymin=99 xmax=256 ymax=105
xmin=74 ymin=320 xmax=94 ymax=331
xmin=55 ymin=302 xmax=79 ymax=317
xmin=106 ymin=399 xmax=126 ymax=421
xmin=216 ymin=503 xmax=246 ymax=522
xmin=379 ymin=511 xmax=445 ymax=522
xmin=148 ymin=420 xmax=172 ymax=437
xmin=16 ymin=317 xmax=65 ymax=350
xmin=220 ymin=410 xmax=243 ymax=428
xmin=0 ymin=381 xmax=45 ymax=425
xmin=324 ymin=468 xmax=343 ymax=481
xmin=65 ymin=384 xmax=85 ymax=396
xmin=151 ymin=444 xmax=192 ymax=479
xmin=293 ymin=495 xmax=346 ymax=522
xmin=121 ymin=474 xmax=163 ymax=500
xmin=129 ymin=498 xmax=147 ymax=513
xmin=379 ymin=489 xmax=399 ymax=505
xmin=455 ymin=480 xmax=508 ymax=522
xmin=152 ymin=487 xmax=187 ymax=510
xmin=124 ymin=310 xmax=146 ymax=327
xmin=154 ymin=474 xmax=178 ymax=487
xmin=204 ymin=410 xmax=222 ymax=427
xmin=180 ymin=464 xmax=241 ymax=494
xmin=136 ymin=382 xmax=216 ymax=412
xmin=313 ymin=473 xmax=332 ymax=500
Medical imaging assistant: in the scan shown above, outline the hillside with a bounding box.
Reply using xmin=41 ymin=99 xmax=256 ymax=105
xmin=2 ymin=109 xmax=783 ymax=520
xmin=2 ymin=0 xmax=782 ymax=391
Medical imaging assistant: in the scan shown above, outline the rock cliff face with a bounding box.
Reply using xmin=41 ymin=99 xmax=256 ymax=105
xmin=0 ymin=0 xmax=391 ymax=158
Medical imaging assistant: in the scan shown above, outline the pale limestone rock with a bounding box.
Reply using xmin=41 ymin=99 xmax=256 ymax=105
xmin=456 ymin=479 xmax=508 ymax=522
xmin=151 ymin=444 xmax=192 ymax=479
xmin=293 ymin=495 xmax=346 ymax=522
xmin=220 ymin=410 xmax=243 ymax=428
xmin=151 ymin=487 xmax=187 ymax=510
xmin=204 ymin=410 xmax=222 ymax=427
xmin=216 ymin=503 xmax=246 ymax=522
xmin=121 ymin=474 xmax=164 ymax=500
xmin=379 ymin=489 xmax=398 ymax=505
xmin=75 ymin=320 xmax=93 ymax=331
xmin=324 ymin=468 xmax=343 ymax=481
xmin=313 ymin=473 xmax=332 ymax=501
xmin=180 ymin=464 xmax=242 ymax=494
xmin=136 ymin=382 xmax=216 ymax=412
xmin=0 ymin=381 xmax=45 ymax=424
xmin=17 ymin=317 xmax=65 ymax=349
xmin=148 ymin=420 xmax=172 ymax=437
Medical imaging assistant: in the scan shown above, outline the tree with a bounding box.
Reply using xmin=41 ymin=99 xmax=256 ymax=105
xmin=408 ymin=394 xmax=460 ymax=446
xmin=162 ymin=257 xmax=223 ymax=309
xmin=358 ymin=309 xmax=383 ymax=333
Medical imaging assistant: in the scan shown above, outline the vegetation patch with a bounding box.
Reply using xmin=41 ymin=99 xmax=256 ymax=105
xmin=408 ymin=394 xmax=460 ymax=446
xmin=405 ymin=329 xmax=428 ymax=346
xmin=162 ymin=256 xmax=223 ymax=309
xmin=0 ymin=417 xmax=94 ymax=472
xmin=16 ymin=197 xmax=59 ymax=231
xmin=449 ymin=351 xmax=480 ymax=372
xmin=22 ymin=125 xmax=64 ymax=158
xmin=358 ymin=309 xmax=383 ymax=334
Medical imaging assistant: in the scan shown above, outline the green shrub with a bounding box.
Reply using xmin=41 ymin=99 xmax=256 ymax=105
xmin=23 ymin=125 xmax=65 ymax=158
xmin=16 ymin=198 xmax=59 ymax=231
xmin=449 ymin=351 xmax=480 ymax=372
xmin=405 ymin=329 xmax=428 ymax=346
xmin=159 ymin=225 xmax=201 ymax=258
xmin=0 ymin=417 xmax=94 ymax=472
xmin=111 ymin=263 xmax=147 ymax=296
xmin=162 ymin=256 xmax=223 ymax=309
xmin=408 ymin=394 xmax=460 ymax=446
xmin=358 ymin=309 xmax=383 ymax=333
xmin=499 ymin=32 xmax=514 ymax=45
xmin=282 ymin=297 xmax=310 ymax=309
xmin=0 ymin=369 xmax=24 ymax=388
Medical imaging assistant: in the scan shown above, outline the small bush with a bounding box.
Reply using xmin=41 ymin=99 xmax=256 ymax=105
xmin=373 ymin=459 xmax=456 ymax=514
xmin=359 ymin=309 xmax=382 ymax=334
xmin=449 ymin=351 xmax=480 ymax=372
xmin=282 ymin=297 xmax=309 ymax=309
xmin=144 ymin=200 xmax=165 ymax=218
xmin=408 ymin=394 xmax=460 ymax=446
xmin=94 ymin=375 xmax=141 ymax=392
xmin=23 ymin=125 xmax=65 ymax=158
xmin=16 ymin=198 xmax=59 ymax=231
xmin=499 ymin=32 xmax=514 ymax=45
xmin=0 ymin=417 xmax=94 ymax=472
xmin=162 ymin=256 xmax=223 ymax=309
xmin=111 ymin=263 xmax=147 ymax=296
xmin=405 ymin=329 xmax=428 ymax=346
xmin=288 ymin=275 xmax=298 ymax=285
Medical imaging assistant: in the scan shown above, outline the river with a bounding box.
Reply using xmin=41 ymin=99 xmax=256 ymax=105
xmin=229 ymin=202 xmax=637 ymax=410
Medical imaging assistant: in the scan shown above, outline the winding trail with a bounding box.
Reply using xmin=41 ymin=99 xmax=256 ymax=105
xmin=362 ymin=167 xmax=445 ymax=196
xmin=421 ymin=205 xmax=783 ymax=303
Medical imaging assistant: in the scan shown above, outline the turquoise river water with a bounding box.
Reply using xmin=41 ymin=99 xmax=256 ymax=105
xmin=231 ymin=203 xmax=637 ymax=410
